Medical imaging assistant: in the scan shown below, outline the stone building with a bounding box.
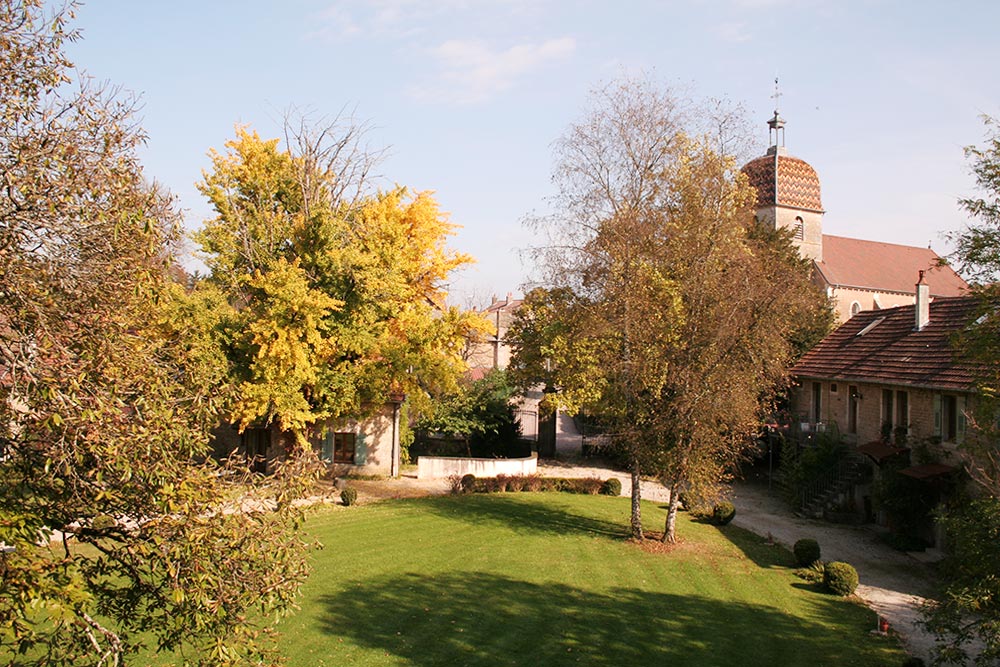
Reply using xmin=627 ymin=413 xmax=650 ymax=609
xmin=742 ymin=110 xmax=967 ymax=321
xmin=789 ymin=277 xmax=978 ymax=448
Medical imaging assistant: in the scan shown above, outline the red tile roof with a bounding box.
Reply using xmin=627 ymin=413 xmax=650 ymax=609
xmin=790 ymin=296 xmax=980 ymax=392
xmin=816 ymin=235 xmax=968 ymax=296
xmin=742 ymin=153 xmax=823 ymax=212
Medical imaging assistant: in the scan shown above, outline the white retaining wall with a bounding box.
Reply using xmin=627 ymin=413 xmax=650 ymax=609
xmin=417 ymin=454 xmax=538 ymax=480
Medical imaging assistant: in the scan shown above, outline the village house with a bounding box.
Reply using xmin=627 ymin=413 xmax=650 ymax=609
xmin=789 ymin=275 xmax=978 ymax=448
xmin=742 ymin=110 xmax=968 ymax=321
xmin=787 ymin=275 xmax=982 ymax=545
xmin=212 ymin=396 xmax=405 ymax=477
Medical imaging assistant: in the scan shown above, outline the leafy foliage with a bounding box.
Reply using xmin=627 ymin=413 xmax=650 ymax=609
xmin=0 ymin=3 xmax=315 ymax=664
xmin=415 ymin=369 xmax=522 ymax=458
xmin=196 ymin=127 xmax=486 ymax=446
xmin=513 ymin=76 xmax=829 ymax=542
xmin=925 ymin=497 xmax=1000 ymax=665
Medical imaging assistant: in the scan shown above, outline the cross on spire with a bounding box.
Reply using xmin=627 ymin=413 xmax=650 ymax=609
xmin=771 ymin=77 xmax=782 ymax=114
xmin=767 ymin=77 xmax=786 ymax=152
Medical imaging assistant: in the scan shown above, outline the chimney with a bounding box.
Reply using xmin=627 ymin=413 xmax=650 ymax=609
xmin=505 ymin=292 xmax=512 ymax=305
xmin=915 ymin=270 xmax=930 ymax=331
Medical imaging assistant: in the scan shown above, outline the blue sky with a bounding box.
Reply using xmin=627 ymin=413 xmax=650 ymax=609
xmin=64 ymin=1 xmax=999 ymax=305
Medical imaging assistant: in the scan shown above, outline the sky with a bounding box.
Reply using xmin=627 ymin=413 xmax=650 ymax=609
xmin=63 ymin=0 xmax=1000 ymax=306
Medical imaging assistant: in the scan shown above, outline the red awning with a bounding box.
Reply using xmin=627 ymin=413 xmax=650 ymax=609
xmin=856 ymin=441 xmax=906 ymax=463
xmin=899 ymin=463 xmax=957 ymax=480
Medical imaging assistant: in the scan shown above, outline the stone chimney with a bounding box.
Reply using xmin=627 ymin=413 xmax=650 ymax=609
xmin=505 ymin=292 xmax=513 ymax=305
xmin=915 ymin=270 xmax=930 ymax=331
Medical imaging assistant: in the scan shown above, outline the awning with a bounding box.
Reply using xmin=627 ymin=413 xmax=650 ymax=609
xmin=899 ymin=463 xmax=957 ymax=480
xmin=856 ymin=441 xmax=906 ymax=463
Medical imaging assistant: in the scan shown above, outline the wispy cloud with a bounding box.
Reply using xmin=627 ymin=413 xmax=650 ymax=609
xmin=308 ymin=0 xmax=539 ymax=41
xmin=410 ymin=36 xmax=576 ymax=104
xmin=712 ymin=21 xmax=752 ymax=43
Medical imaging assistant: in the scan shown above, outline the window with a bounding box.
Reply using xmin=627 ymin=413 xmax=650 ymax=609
xmin=935 ymin=394 xmax=965 ymax=444
xmin=942 ymin=395 xmax=958 ymax=442
xmin=321 ymin=432 xmax=357 ymax=464
xmin=830 ymin=383 xmax=838 ymax=393
xmin=895 ymin=391 xmax=908 ymax=433
xmin=850 ymin=301 xmax=862 ymax=317
xmin=882 ymin=389 xmax=894 ymax=430
xmin=794 ymin=216 xmax=804 ymax=240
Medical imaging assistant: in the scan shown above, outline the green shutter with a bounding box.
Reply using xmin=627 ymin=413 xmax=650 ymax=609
xmin=321 ymin=430 xmax=334 ymax=463
xmin=355 ymin=433 xmax=368 ymax=466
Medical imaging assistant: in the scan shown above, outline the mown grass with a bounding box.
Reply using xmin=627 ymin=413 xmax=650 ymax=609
xmin=267 ymin=493 xmax=903 ymax=666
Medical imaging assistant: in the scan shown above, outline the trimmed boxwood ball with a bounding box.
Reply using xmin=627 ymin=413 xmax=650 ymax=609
xmin=794 ymin=538 xmax=822 ymax=566
xmin=600 ymin=478 xmax=622 ymax=496
xmin=824 ymin=561 xmax=859 ymax=596
xmin=460 ymin=474 xmax=476 ymax=493
xmin=340 ymin=487 xmax=358 ymax=506
xmin=713 ymin=501 xmax=736 ymax=525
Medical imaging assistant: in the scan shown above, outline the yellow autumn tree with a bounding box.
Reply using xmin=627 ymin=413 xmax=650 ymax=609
xmin=196 ymin=123 xmax=485 ymax=449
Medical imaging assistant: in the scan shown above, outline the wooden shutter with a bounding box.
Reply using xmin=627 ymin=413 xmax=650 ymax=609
xmin=355 ymin=433 xmax=368 ymax=466
xmin=322 ymin=430 xmax=334 ymax=463
xmin=933 ymin=394 xmax=942 ymax=438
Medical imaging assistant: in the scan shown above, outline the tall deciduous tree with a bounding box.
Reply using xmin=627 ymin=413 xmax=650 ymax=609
xmin=514 ymin=76 xmax=826 ymax=542
xmin=0 ymin=3 xmax=315 ymax=665
xmin=924 ymin=116 xmax=1000 ymax=666
xmin=196 ymin=126 xmax=485 ymax=449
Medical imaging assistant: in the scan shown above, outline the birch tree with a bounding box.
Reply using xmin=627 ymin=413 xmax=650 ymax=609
xmin=517 ymin=76 xmax=826 ymax=541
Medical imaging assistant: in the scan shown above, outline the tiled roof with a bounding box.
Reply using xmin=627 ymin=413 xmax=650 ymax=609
xmin=790 ymin=296 xmax=980 ymax=391
xmin=816 ymin=236 xmax=968 ymax=296
xmin=485 ymin=298 xmax=523 ymax=313
xmin=742 ymin=153 xmax=823 ymax=212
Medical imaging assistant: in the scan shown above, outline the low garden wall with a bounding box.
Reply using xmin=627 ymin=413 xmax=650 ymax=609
xmin=417 ymin=453 xmax=538 ymax=480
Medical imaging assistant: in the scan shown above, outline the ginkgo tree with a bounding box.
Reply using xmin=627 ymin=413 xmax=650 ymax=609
xmin=196 ymin=126 xmax=488 ymax=451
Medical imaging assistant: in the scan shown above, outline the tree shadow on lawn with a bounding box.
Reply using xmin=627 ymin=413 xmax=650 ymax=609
xmin=658 ymin=506 xmax=797 ymax=571
xmin=315 ymin=571 xmax=898 ymax=667
xmin=414 ymin=493 xmax=629 ymax=539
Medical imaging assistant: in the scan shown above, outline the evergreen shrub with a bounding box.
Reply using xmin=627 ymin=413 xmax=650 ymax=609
xmin=340 ymin=488 xmax=358 ymax=506
xmin=824 ymin=561 xmax=859 ymax=596
xmin=713 ymin=501 xmax=736 ymax=525
xmin=794 ymin=538 xmax=822 ymax=566
xmin=600 ymin=478 xmax=622 ymax=496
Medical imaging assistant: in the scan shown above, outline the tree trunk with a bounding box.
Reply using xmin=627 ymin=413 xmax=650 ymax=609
xmin=662 ymin=484 xmax=681 ymax=543
xmin=630 ymin=459 xmax=643 ymax=539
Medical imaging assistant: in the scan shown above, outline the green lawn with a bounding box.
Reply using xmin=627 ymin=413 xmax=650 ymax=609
xmin=269 ymin=492 xmax=903 ymax=667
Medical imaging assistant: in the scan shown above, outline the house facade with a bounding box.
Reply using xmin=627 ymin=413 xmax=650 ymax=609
xmin=788 ymin=279 xmax=977 ymax=448
xmin=742 ymin=110 xmax=967 ymax=321
xmin=212 ymin=397 xmax=404 ymax=477
xmin=787 ymin=281 xmax=981 ymax=544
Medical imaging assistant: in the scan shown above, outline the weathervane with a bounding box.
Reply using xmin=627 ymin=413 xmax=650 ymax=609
xmin=768 ymin=76 xmax=786 ymax=150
